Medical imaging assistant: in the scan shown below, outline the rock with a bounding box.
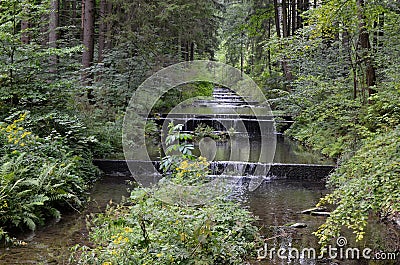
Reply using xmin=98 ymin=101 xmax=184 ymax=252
xmin=289 ymin=222 xmax=307 ymax=228
xmin=310 ymin=211 xmax=331 ymax=216
xmin=300 ymin=207 xmax=327 ymax=214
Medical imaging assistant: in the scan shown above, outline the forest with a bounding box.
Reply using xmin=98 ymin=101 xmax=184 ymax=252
xmin=0 ymin=0 xmax=399 ymax=264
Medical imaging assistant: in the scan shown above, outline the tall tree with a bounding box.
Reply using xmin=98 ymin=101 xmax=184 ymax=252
xmin=21 ymin=10 xmax=30 ymax=45
xmin=291 ymin=0 xmax=296 ymax=35
xmin=49 ymin=0 xmax=59 ymax=74
xmin=98 ymin=0 xmax=107 ymax=63
xmin=273 ymin=0 xmax=281 ymax=37
xmin=81 ymin=0 xmax=95 ymax=82
xmin=281 ymin=0 xmax=289 ymax=37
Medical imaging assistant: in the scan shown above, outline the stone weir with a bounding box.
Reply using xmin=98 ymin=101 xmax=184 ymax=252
xmin=93 ymin=159 xmax=335 ymax=180
xmin=148 ymin=85 xmax=295 ymax=134
xmin=149 ymin=115 xmax=294 ymax=136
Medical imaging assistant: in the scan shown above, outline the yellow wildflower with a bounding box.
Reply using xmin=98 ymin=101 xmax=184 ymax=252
xmin=180 ymin=160 xmax=189 ymax=169
xmin=21 ymin=131 xmax=31 ymax=138
xmin=180 ymin=233 xmax=186 ymax=241
xmin=113 ymin=235 xmax=125 ymax=244
xmin=124 ymin=227 xmax=133 ymax=233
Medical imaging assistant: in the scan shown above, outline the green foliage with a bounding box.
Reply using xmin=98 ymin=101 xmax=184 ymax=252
xmin=364 ymin=87 xmax=400 ymax=131
xmin=160 ymin=123 xmax=195 ymax=175
xmin=219 ymin=2 xmax=251 ymax=69
xmin=0 ymin=0 xmax=81 ymax=114
xmin=78 ymin=109 xmax=125 ymax=159
xmin=71 ymin=121 xmax=260 ymax=264
xmin=152 ymin=82 xmax=214 ymax=113
xmin=287 ymin=92 xmax=369 ymax=158
xmin=145 ymin=120 xmax=159 ymax=138
xmin=194 ymin=123 xmax=219 ymax=140
xmin=160 ymin=122 xmax=210 ymax=185
xmin=81 ymin=0 xmax=221 ymax=127
xmin=261 ymin=0 xmax=400 ymax=248
xmin=314 ymin=128 xmax=400 ymax=246
xmin=107 ymin=0 xmax=221 ymax=61
xmin=71 ymin=189 xmax=259 ymax=265
xmin=0 ymin=112 xmax=98 ymax=242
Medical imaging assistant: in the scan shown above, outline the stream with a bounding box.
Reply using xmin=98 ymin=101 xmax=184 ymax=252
xmin=0 ymin=87 xmax=398 ymax=264
xmin=1 ymin=172 xmax=398 ymax=264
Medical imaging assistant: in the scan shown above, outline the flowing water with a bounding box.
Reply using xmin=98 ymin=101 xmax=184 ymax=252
xmin=1 ymin=177 xmax=397 ymax=264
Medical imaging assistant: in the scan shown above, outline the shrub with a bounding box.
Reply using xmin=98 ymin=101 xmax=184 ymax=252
xmin=71 ymin=189 xmax=259 ymax=265
xmin=71 ymin=123 xmax=261 ymax=264
xmin=0 ymin=112 xmax=99 ymax=242
xmin=314 ymin=127 xmax=400 ymax=246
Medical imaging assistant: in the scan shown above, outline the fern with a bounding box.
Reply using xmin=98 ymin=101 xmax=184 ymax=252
xmin=0 ymin=113 xmax=98 ymax=238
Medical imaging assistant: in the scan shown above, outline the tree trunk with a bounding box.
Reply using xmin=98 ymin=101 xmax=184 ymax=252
xmin=21 ymin=20 xmax=30 ymax=44
xmin=251 ymin=40 xmax=255 ymax=72
xmin=185 ymin=41 xmax=189 ymax=61
xmin=343 ymin=29 xmax=357 ymax=99
xmin=282 ymin=60 xmax=293 ymax=87
xmin=82 ymin=0 xmax=95 ymax=80
xmin=177 ymin=32 xmax=181 ymax=61
xmin=59 ymin=0 xmax=67 ymax=38
xmin=49 ymin=0 xmax=59 ymax=74
xmin=291 ymin=0 xmax=296 ymax=35
xmin=267 ymin=18 xmax=272 ymax=74
xmin=98 ymin=0 xmax=106 ymax=62
xmin=21 ymin=4 xmax=30 ymax=44
xmin=281 ymin=0 xmax=289 ymax=37
xmin=240 ymin=32 xmax=244 ymax=78
xmin=357 ymin=0 xmax=376 ymax=97
xmin=297 ymin=0 xmax=305 ymax=28
xmin=190 ymin=41 xmax=194 ymax=61
xmin=273 ymin=0 xmax=281 ymax=38
xmin=287 ymin=1 xmax=291 ymax=35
